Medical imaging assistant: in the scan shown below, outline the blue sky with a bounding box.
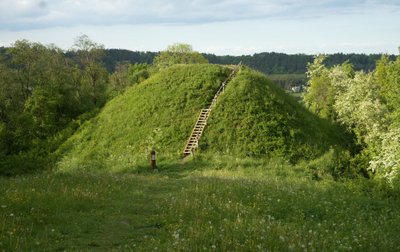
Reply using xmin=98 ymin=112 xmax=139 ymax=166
xmin=0 ymin=0 xmax=399 ymax=55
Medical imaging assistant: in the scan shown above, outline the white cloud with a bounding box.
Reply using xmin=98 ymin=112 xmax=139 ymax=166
xmin=0 ymin=0 xmax=399 ymax=55
xmin=1 ymin=0 xmax=400 ymax=30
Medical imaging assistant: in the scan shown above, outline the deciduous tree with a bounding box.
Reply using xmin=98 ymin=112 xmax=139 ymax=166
xmin=153 ymin=43 xmax=208 ymax=69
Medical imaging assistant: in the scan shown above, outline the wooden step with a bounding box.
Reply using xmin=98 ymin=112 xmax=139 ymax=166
xmin=182 ymin=63 xmax=240 ymax=158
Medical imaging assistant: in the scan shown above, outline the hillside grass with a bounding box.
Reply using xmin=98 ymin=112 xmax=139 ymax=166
xmin=57 ymin=65 xmax=351 ymax=174
xmin=1 ymin=157 xmax=399 ymax=251
xmin=202 ymin=68 xmax=351 ymax=162
xmin=57 ymin=64 xmax=230 ymax=172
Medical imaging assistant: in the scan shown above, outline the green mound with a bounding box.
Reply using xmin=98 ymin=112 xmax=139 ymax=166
xmin=57 ymin=64 xmax=348 ymax=172
xmin=201 ymin=68 xmax=349 ymax=161
xmin=57 ymin=64 xmax=230 ymax=172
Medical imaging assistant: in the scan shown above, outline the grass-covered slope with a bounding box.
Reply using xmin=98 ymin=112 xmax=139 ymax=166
xmin=201 ymin=67 xmax=349 ymax=161
xmin=57 ymin=64 xmax=349 ymax=172
xmin=57 ymin=64 xmax=230 ymax=172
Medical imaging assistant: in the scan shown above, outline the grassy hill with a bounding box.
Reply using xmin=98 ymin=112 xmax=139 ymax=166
xmin=57 ymin=64 xmax=230 ymax=172
xmin=202 ymin=68 xmax=349 ymax=161
xmin=2 ymin=64 xmax=399 ymax=251
xmin=57 ymin=64 xmax=350 ymax=173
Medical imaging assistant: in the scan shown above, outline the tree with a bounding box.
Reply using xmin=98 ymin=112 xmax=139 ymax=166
xmin=72 ymin=35 xmax=108 ymax=108
xmin=375 ymin=55 xmax=400 ymax=125
xmin=304 ymin=55 xmax=335 ymax=119
xmin=153 ymin=43 xmax=208 ymax=69
xmin=305 ymin=54 xmax=400 ymax=187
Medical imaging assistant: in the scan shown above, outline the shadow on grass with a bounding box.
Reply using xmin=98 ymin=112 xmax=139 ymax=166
xmin=129 ymin=153 xmax=304 ymax=182
xmin=130 ymin=155 xmax=212 ymax=178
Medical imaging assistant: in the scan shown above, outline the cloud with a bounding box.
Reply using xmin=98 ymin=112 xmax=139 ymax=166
xmin=1 ymin=0 xmax=399 ymax=30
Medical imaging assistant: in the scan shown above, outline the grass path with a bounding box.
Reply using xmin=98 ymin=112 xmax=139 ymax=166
xmin=1 ymin=161 xmax=400 ymax=251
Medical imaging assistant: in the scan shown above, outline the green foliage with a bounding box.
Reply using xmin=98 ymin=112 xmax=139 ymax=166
xmin=0 ymin=36 xmax=110 ymax=176
xmin=303 ymin=148 xmax=352 ymax=180
xmin=100 ymin=49 xmax=157 ymax=72
xmin=375 ymin=55 xmax=400 ymax=124
xmin=108 ymin=63 xmax=155 ymax=98
xmin=304 ymin=54 xmax=400 ymax=188
xmin=267 ymin=73 xmax=307 ymax=89
xmin=101 ymin=49 xmax=389 ymax=76
xmin=24 ymin=87 xmax=63 ymax=139
xmin=153 ymin=43 xmax=208 ymax=69
xmin=304 ymin=55 xmax=336 ymax=119
xmin=128 ymin=63 xmax=152 ymax=84
xmin=108 ymin=62 xmax=130 ymax=97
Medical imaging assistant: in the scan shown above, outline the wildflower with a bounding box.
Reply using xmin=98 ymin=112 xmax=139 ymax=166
xmin=172 ymin=232 xmax=180 ymax=240
xmin=211 ymin=245 xmax=216 ymax=249
xmin=1 ymin=205 xmax=6 ymax=208
xmin=9 ymin=213 xmax=14 ymax=217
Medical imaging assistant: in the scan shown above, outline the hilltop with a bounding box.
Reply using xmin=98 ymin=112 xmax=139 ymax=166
xmin=57 ymin=64 xmax=349 ymax=172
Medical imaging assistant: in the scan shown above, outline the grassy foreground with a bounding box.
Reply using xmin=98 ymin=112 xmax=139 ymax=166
xmin=1 ymin=157 xmax=399 ymax=251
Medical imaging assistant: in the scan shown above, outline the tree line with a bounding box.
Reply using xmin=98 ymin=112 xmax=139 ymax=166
xmin=2 ymin=45 xmax=394 ymax=75
xmin=98 ymin=50 xmax=394 ymax=89
xmin=99 ymin=49 xmax=394 ymax=74
xmin=304 ymin=54 xmax=400 ymax=190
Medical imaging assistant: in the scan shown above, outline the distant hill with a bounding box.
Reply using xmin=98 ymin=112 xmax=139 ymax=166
xmin=57 ymin=64 xmax=350 ymax=172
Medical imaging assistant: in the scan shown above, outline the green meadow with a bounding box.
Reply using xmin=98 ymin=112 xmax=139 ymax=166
xmin=1 ymin=157 xmax=399 ymax=251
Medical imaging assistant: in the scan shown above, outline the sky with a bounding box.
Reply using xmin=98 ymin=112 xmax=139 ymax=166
xmin=0 ymin=0 xmax=399 ymax=55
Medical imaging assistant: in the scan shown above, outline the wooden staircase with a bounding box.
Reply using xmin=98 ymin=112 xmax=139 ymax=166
xmin=182 ymin=63 xmax=241 ymax=158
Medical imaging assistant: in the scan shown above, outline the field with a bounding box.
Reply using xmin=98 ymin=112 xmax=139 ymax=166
xmin=1 ymin=156 xmax=399 ymax=251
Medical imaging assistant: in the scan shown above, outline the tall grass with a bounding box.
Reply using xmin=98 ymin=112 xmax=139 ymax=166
xmin=1 ymin=158 xmax=399 ymax=251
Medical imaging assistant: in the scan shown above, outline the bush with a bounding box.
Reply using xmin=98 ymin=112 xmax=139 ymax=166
xmin=304 ymin=148 xmax=352 ymax=180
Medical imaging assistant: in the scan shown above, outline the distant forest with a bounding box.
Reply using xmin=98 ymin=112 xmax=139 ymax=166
xmin=0 ymin=46 xmax=394 ymax=75
xmin=99 ymin=49 xmax=396 ymax=75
